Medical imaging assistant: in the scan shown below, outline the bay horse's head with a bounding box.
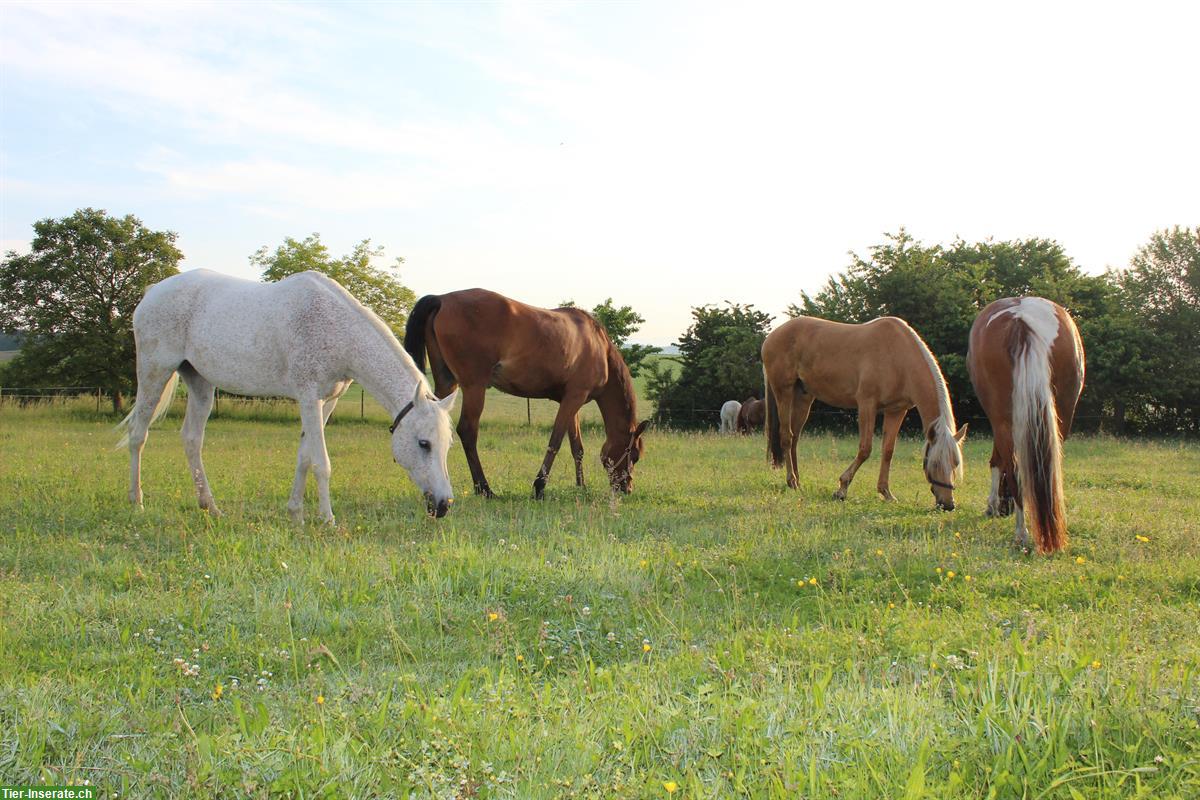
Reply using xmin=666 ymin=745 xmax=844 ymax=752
xmin=601 ymin=419 xmax=651 ymax=494
xmin=391 ymin=383 xmax=459 ymax=517
xmin=923 ymin=420 xmax=968 ymax=511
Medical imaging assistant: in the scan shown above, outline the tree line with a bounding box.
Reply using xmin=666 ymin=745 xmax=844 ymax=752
xmin=3 ymin=209 xmax=1195 ymax=432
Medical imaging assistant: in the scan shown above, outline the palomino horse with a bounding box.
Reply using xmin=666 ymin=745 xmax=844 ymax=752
xmin=737 ymin=397 xmax=765 ymax=433
xmin=967 ymin=297 xmax=1085 ymax=554
xmin=404 ymin=289 xmax=650 ymax=499
xmin=117 ymin=270 xmax=458 ymax=523
xmin=763 ymin=316 xmax=967 ymax=509
xmin=719 ymin=400 xmax=742 ymax=433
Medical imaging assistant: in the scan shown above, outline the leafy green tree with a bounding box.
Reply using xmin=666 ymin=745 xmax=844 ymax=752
xmin=0 ymin=208 xmax=181 ymax=411
xmin=649 ymin=303 xmax=773 ymax=427
xmin=590 ymin=298 xmax=659 ymax=376
xmin=556 ymin=297 xmax=658 ymax=376
xmin=251 ymin=234 xmax=415 ymax=338
xmin=1109 ymin=226 xmax=1200 ymax=432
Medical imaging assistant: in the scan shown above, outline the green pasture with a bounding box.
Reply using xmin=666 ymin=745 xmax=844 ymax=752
xmin=0 ymin=389 xmax=1198 ymax=798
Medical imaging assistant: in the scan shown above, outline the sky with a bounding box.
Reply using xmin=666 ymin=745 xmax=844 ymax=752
xmin=2 ymin=1 xmax=1198 ymax=344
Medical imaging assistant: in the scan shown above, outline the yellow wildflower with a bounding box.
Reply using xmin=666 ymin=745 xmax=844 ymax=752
xmin=946 ymin=571 xmax=956 ymax=579
xmin=643 ymin=642 xmax=652 ymax=653
xmin=516 ymin=653 xmax=524 ymax=663
xmin=875 ymin=549 xmax=883 ymax=556
xmin=1091 ymin=660 xmax=1101 ymax=670
xmin=663 ymin=781 xmax=678 ymax=794
xmin=488 ymin=612 xmax=499 ymax=622
xmin=808 ymin=577 xmax=817 ymax=586
xmin=1075 ymin=556 xmax=1086 ymax=565
xmin=1117 ymin=575 xmax=1126 ymax=581
xmin=1135 ymin=535 xmax=1149 ymax=543
xmin=964 ymin=575 xmax=972 ymax=582
xmin=888 ymin=602 xmax=895 ymax=609
xmin=211 ymin=683 xmax=224 ymax=701
xmin=316 ymin=694 xmax=325 ymax=706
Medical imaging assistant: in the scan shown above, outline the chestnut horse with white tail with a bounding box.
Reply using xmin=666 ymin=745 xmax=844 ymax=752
xmin=117 ymin=269 xmax=458 ymax=523
xmin=967 ymin=297 xmax=1085 ymax=554
xmin=763 ymin=316 xmax=967 ymax=509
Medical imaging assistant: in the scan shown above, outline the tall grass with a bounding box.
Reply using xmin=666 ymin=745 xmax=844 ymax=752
xmin=1 ymin=397 xmax=1197 ymax=798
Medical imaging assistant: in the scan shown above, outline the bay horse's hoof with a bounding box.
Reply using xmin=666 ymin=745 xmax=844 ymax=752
xmin=833 ymin=490 xmax=847 ymax=501
xmin=533 ymin=477 xmax=547 ymax=500
xmin=474 ymin=483 xmax=496 ymax=498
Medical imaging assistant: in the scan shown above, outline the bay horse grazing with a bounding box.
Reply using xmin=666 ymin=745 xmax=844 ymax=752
xmin=763 ymin=316 xmax=967 ymax=509
xmin=719 ymin=400 xmax=742 ymax=433
xmin=967 ymin=297 xmax=1085 ymax=554
xmin=404 ymin=289 xmax=650 ymax=499
xmin=737 ymin=397 xmax=765 ymax=433
xmin=117 ymin=270 xmax=458 ymax=523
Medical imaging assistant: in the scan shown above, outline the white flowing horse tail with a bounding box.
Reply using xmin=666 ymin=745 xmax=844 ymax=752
xmin=1010 ymin=316 xmax=1066 ymax=553
xmin=115 ymin=372 xmax=179 ymax=449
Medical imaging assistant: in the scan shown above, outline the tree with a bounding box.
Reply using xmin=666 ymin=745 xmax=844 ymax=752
xmin=251 ymin=234 xmax=416 ymax=338
xmin=0 ymin=208 xmax=182 ymax=411
xmin=648 ymin=303 xmax=773 ymax=427
xmin=590 ymin=298 xmax=659 ymax=376
xmin=1109 ymin=226 xmax=1200 ymax=432
xmin=556 ymin=297 xmax=658 ymax=376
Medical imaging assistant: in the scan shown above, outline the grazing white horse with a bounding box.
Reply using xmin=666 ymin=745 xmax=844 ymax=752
xmin=719 ymin=400 xmax=742 ymax=433
xmin=117 ymin=269 xmax=459 ymax=523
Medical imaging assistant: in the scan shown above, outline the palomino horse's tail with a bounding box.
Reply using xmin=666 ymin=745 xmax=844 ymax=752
xmin=765 ymin=365 xmax=784 ymax=467
xmin=404 ymin=294 xmax=442 ymax=374
xmin=1010 ymin=319 xmax=1067 ymax=553
xmin=115 ymin=372 xmax=179 ymax=450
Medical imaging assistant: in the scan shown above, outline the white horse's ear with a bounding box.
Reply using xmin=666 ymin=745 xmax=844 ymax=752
xmin=412 ymin=383 xmax=425 ymax=406
xmin=437 ymin=389 xmax=459 ymax=413
xmin=955 ymin=423 xmax=969 ymax=443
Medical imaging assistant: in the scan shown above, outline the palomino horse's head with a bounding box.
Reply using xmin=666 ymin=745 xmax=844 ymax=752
xmin=391 ymin=384 xmax=459 ymax=517
xmin=601 ymin=420 xmax=651 ymax=494
xmin=923 ymin=420 xmax=968 ymax=511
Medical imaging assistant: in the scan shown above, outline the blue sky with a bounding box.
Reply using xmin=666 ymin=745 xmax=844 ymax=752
xmin=2 ymin=1 xmax=1198 ymax=343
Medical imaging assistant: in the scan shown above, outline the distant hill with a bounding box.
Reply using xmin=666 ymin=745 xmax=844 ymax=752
xmin=0 ymin=332 xmax=23 ymax=351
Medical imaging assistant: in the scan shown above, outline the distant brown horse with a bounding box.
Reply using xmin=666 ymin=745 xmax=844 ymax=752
xmin=736 ymin=397 xmax=765 ymax=433
xmin=967 ymin=297 xmax=1085 ymax=554
xmin=763 ymin=316 xmax=967 ymax=509
xmin=404 ymin=289 xmax=649 ymax=499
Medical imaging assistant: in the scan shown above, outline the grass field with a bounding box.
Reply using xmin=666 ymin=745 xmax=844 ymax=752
xmin=1 ymin=388 xmax=1198 ymax=798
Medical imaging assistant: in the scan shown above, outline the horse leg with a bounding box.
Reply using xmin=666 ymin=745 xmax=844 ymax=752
xmin=456 ymin=384 xmax=494 ymax=497
xmin=787 ymin=394 xmax=815 ymax=491
xmin=834 ymin=401 xmax=876 ymax=500
xmin=299 ymin=397 xmax=336 ymax=525
xmin=773 ymin=384 xmax=799 ymax=489
xmin=568 ymin=413 xmax=585 ymax=487
xmin=987 ymin=423 xmax=1015 ymax=517
xmin=533 ymin=394 xmax=586 ymax=500
xmin=287 ymin=418 xmax=312 ymax=524
xmin=876 ymin=408 xmax=906 ymax=501
xmin=126 ymin=366 xmax=176 ymax=509
xmin=179 ymin=370 xmax=220 ymax=515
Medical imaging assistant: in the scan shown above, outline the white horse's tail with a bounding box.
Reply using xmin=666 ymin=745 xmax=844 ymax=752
xmin=115 ymin=372 xmax=179 ymax=449
xmin=1011 ymin=319 xmax=1066 ymax=553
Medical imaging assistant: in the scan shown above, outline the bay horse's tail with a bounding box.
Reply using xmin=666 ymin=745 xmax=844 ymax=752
xmin=404 ymin=294 xmax=442 ymax=374
xmin=115 ymin=371 xmax=179 ymax=450
xmin=1010 ymin=319 xmax=1067 ymax=553
xmin=765 ymin=364 xmax=784 ymax=467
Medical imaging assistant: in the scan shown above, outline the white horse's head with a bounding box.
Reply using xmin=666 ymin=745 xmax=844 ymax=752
xmin=391 ymin=384 xmax=458 ymax=517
